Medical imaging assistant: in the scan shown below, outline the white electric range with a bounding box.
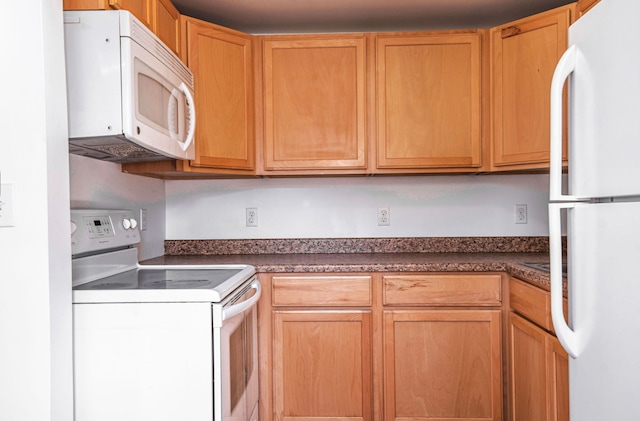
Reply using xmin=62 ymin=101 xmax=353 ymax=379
xmin=71 ymin=209 xmax=260 ymax=421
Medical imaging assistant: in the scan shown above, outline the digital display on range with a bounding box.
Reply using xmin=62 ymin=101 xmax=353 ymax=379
xmin=83 ymin=216 xmax=114 ymax=239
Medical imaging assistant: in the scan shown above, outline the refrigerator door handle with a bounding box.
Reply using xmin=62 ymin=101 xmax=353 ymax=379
xmin=549 ymin=202 xmax=579 ymax=358
xmin=550 ymin=45 xmax=578 ymax=202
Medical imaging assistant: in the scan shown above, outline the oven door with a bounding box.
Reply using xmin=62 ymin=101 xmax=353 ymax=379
xmin=216 ymin=278 xmax=261 ymax=421
xmin=121 ymin=37 xmax=196 ymax=160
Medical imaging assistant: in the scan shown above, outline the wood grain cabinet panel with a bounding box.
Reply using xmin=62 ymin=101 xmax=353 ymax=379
xmin=491 ymin=5 xmax=573 ymax=169
xmin=153 ymin=0 xmax=179 ymax=55
xmin=63 ymin=0 xmax=176 ymax=53
xmin=384 ymin=309 xmax=502 ymax=421
xmin=110 ymin=0 xmax=152 ymax=28
xmin=375 ymin=32 xmax=483 ymax=171
xmin=509 ymin=276 xmax=570 ymax=421
xmin=383 ymin=273 xmax=501 ymax=305
xmin=510 ymin=312 xmax=548 ymax=421
xmin=184 ymin=17 xmax=255 ymax=171
xmin=272 ymin=275 xmax=372 ymax=307
xmin=577 ymin=0 xmax=601 ymax=18
xmin=273 ymin=310 xmax=372 ymax=421
xmin=509 ymin=313 xmax=569 ymax=421
xmin=548 ymin=334 xmax=570 ymax=421
xmin=262 ymin=36 xmax=367 ymax=172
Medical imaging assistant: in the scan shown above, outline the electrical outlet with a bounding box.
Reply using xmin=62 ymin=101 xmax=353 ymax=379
xmin=515 ymin=204 xmax=528 ymax=224
xmin=0 ymin=184 xmax=15 ymax=227
xmin=246 ymin=208 xmax=258 ymax=227
xmin=378 ymin=206 xmax=390 ymax=226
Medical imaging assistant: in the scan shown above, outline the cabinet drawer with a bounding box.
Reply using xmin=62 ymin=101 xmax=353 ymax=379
xmin=383 ymin=274 xmax=502 ymax=306
xmin=510 ymin=277 xmax=567 ymax=332
xmin=272 ymin=275 xmax=372 ymax=307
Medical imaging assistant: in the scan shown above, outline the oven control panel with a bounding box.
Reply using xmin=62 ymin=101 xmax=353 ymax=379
xmin=71 ymin=209 xmax=140 ymax=256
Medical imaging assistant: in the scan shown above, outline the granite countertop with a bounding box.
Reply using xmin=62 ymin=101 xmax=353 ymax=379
xmin=141 ymin=237 xmax=560 ymax=291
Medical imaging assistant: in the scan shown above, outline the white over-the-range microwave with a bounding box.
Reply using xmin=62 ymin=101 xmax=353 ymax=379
xmin=63 ymin=10 xmax=196 ymax=163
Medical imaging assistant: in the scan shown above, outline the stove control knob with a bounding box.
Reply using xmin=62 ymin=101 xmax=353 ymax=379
xmin=122 ymin=218 xmax=131 ymax=230
xmin=70 ymin=221 xmax=77 ymax=235
xmin=129 ymin=218 xmax=138 ymax=229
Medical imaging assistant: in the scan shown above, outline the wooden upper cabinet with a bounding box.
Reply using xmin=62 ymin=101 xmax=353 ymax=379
xmin=577 ymin=0 xmax=601 ymax=18
xmin=183 ymin=17 xmax=255 ymax=172
xmin=63 ymin=0 xmax=175 ymax=52
xmin=262 ymin=35 xmax=367 ymax=173
xmin=375 ymin=32 xmax=484 ymax=172
xmin=64 ymin=0 xmax=151 ymax=26
xmin=109 ymin=0 xmax=151 ymax=28
xmin=491 ymin=4 xmax=573 ymax=170
xmin=152 ymin=0 xmax=180 ymax=55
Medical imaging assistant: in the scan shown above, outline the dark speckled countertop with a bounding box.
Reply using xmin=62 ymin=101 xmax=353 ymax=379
xmin=141 ymin=237 xmax=561 ymax=291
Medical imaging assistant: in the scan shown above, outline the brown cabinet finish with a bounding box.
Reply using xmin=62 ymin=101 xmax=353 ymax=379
xmin=375 ymin=32 xmax=484 ymax=171
xmin=509 ymin=313 xmax=548 ymax=421
xmin=383 ymin=273 xmax=501 ymax=306
xmin=273 ymin=310 xmax=373 ymax=421
xmin=110 ymin=0 xmax=151 ymax=28
xmin=153 ymin=0 xmax=180 ymax=54
xmin=269 ymin=274 xmax=374 ymax=421
xmin=63 ymin=0 xmax=177 ymax=53
xmin=63 ymin=0 xmax=151 ymax=28
xmin=491 ymin=5 xmax=573 ymax=170
xmin=262 ymin=36 xmax=367 ymax=173
xmin=272 ymin=275 xmax=372 ymax=307
xmin=182 ymin=18 xmax=256 ymax=172
xmin=508 ymin=276 xmax=570 ymax=421
xmin=577 ymin=0 xmax=600 ymax=18
xmin=384 ymin=309 xmax=502 ymax=420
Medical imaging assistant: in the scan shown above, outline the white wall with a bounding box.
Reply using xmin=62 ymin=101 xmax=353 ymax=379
xmin=166 ymin=174 xmax=550 ymax=239
xmin=0 ymin=2 xmax=73 ymax=421
xmin=69 ymin=155 xmax=166 ymax=259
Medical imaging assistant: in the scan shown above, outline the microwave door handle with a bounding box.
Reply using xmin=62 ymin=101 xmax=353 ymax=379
xmin=177 ymin=82 xmax=196 ymax=152
xmin=222 ymin=280 xmax=262 ymax=321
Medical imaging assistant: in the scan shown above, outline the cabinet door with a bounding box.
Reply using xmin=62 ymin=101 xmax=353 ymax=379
xmin=491 ymin=5 xmax=572 ymax=169
xmin=509 ymin=312 xmax=570 ymax=421
xmin=376 ymin=33 xmax=482 ymax=171
xmin=184 ymin=18 xmax=255 ymax=171
xmin=509 ymin=312 xmax=548 ymax=421
xmin=547 ymin=335 xmax=569 ymax=421
xmin=153 ymin=0 xmax=179 ymax=55
xmin=109 ymin=0 xmax=152 ymax=28
xmin=263 ymin=36 xmax=367 ymax=172
xmin=273 ymin=310 xmax=372 ymax=421
xmin=384 ymin=309 xmax=502 ymax=421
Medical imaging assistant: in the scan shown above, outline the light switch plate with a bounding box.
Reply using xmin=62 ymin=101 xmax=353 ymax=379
xmin=0 ymin=184 xmax=15 ymax=227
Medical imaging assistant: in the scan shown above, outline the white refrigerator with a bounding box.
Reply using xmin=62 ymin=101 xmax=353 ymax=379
xmin=549 ymin=0 xmax=640 ymax=419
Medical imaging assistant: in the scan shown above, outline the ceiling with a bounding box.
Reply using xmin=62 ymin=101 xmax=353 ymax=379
xmin=170 ymin=0 xmax=575 ymax=34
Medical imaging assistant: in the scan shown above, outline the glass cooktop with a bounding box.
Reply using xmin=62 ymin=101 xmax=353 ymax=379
xmin=74 ymin=268 xmax=245 ymax=290
xmin=72 ymin=265 xmax=256 ymax=304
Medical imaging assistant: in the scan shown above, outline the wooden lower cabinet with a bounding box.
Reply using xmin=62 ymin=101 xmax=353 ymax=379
xmin=509 ymin=310 xmax=569 ymax=421
xmin=273 ymin=310 xmax=373 ymax=421
xmin=384 ymin=309 xmax=502 ymax=421
xmin=262 ymin=272 xmax=506 ymax=421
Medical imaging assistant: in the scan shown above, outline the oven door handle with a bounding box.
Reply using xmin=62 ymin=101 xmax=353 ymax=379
xmin=222 ymin=280 xmax=261 ymax=321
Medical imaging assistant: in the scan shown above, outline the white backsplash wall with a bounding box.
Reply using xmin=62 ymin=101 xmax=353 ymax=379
xmin=69 ymin=155 xmax=166 ymax=259
xmin=166 ymin=174 xmax=550 ymax=239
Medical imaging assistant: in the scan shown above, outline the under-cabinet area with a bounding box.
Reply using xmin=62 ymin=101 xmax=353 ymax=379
xmin=258 ymin=272 xmax=506 ymax=421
